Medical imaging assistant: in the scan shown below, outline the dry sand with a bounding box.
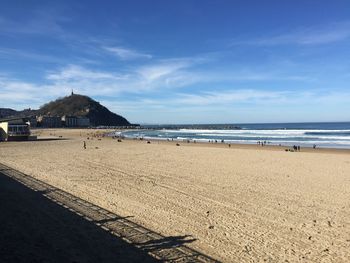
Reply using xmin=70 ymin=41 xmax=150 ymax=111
xmin=1 ymin=128 xmax=350 ymax=262
xmin=0 ymin=172 xmax=157 ymax=263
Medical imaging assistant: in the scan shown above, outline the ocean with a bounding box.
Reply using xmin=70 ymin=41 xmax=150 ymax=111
xmin=120 ymin=122 xmax=350 ymax=149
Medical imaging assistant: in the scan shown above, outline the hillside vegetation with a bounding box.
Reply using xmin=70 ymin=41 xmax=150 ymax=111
xmin=1 ymin=94 xmax=131 ymax=126
xmin=38 ymin=94 xmax=130 ymax=126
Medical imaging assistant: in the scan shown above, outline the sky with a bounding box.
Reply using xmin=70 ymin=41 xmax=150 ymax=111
xmin=1 ymin=0 xmax=350 ymax=124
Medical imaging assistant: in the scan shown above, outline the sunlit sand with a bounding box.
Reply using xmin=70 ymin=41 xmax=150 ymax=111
xmin=1 ymin=129 xmax=349 ymax=262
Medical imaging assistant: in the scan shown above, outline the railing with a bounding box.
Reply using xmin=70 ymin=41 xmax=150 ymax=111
xmin=8 ymin=131 xmax=30 ymax=136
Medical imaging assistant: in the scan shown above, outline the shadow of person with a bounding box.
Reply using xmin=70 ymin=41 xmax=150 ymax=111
xmin=138 ymin=235 xmax=197 ymax=251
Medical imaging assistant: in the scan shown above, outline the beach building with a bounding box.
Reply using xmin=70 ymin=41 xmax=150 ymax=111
xmin=0 ymin=117 xmax=31 ymax=141
xmin=37 ymin=116 xmax=62 ymax=128
xmin=62 ymin=115 xmax=78 ymax=127
xmin=28 ymin=116 xmax=37 ymax=128
xmin=77 ymin=117 xmax=90 ymax=127
xmin=61 ymin=116 xmax=90 ymax=127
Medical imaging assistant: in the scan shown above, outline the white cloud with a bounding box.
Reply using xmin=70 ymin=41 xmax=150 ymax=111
xmin=86 ymin=88 xmax=350 ymax=123
xmin=46 ymin=65 xmax=122 ymax=81
xmin=136 ymin=58 xmax=196 ymax=82
xmin=233 ymin=21 xmax=350 ymax=46
xmin=104 ymin=46 xmax=152 ymax=60
xmin=0 ymin=12 xmax=67 ymax=37
xmin=43 ymin=58 xmax=203 ymax=95
xmin=0 ymin=58 xmax=319 ymax=111
xmin=2 ymin=69 xmax=350 ymax=124
xmin=0 ymin=77 xmax=62 ymax=109
xmin=95 ymin=88 xmax=350 ymax=112
xmin=0 ymin=47 xmax=69 ymax=63
xmin=174 ymin=90 xmax=289 ymax=106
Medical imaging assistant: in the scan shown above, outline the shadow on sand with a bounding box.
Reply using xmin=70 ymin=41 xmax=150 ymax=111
xmin=35 ymin=138 xmax=69 ymax=142
xmin=0 ymin=165 xmax=217 ymax=263
xmin=0 ymin=173 xmax=157 ymax=263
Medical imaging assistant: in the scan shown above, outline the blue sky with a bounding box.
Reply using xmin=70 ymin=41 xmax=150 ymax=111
xmin=1 ymin=0 xmax=350 ymax=124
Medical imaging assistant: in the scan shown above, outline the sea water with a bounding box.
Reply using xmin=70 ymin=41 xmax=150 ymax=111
xmin=120 ymin=122 xmax=350 ymax=149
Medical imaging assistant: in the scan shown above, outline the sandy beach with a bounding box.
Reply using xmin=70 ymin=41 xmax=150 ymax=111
xmin=1 ymin=128 xmax=350 ymax=262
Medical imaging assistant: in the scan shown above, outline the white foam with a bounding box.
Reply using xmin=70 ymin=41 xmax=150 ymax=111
xmin=121 ymin=129 xmax=350 ymax=148
xmin=163 ymin=129 xmax=350 ymax=136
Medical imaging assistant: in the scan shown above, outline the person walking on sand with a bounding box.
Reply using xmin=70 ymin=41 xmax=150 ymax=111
xmin=83 ymin=141 xmax=86 ymax=149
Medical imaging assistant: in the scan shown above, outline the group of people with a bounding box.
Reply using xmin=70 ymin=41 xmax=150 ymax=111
xmin=257 ymin=141 xmax=268 ymax=146
xmin=292 ymin=145 xmax=301 ymax=151
xmin=208 ymin=139 xmax=225 ymax=143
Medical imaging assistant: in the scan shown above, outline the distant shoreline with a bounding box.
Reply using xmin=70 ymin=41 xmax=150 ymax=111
xmin=118 ymin=136 xmax=350 ymax=155
xmin=116 ymin=121 xmax=350 ymax=150
xmin=26 ymin=128 xmax=350 ymax=153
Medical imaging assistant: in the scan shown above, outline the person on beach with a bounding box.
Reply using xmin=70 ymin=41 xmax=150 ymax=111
xmin=297 ymin=146 xmax=300 ymax=151
xmin=83 ymin=141 xmax=86 ymax=149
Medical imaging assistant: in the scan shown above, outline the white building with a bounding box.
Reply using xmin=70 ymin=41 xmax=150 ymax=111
xmin=0 ymin=117 xmax=31 ymax=141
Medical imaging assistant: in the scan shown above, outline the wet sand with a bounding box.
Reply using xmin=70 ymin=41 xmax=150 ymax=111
xmin=1 ymin=128 xmax=350 ymax=262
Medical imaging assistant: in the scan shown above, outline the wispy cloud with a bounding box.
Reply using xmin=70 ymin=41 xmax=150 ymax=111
xmin=43 ymin=57 xmax=204 ymax=95
xmin=0 ymin=56 xmax=316 ymax=110
xmin=0 ymin=47 xmax=69 ymax=63
xmin=98 ymin=88 xmax=350 ymax=112
xmin=174 ymin=89 xmax=350 ymax=107
xmin=2 ymin=69 xmax=350 ymax=124
xmin=0 ymin=55 xmax=207 ymax=110
xmin=89 ymin=88 xmax=350 ymax=123
xmin=0 ymin=12 xmax=67 ymax=37
xmin=104 ymin=46 xmax=152 ymax=60
xmin=136 ymin=58 xmax=197 ymax=82
xmin=233 ymin=21 xmax=350 ymax=46
xmin=174 ymin=90 xmax=289 ymax=106
xmin=46 ymin=65 xmax=123 ymax=81
xmin=0 ymin=77 xmax=61 ymax=109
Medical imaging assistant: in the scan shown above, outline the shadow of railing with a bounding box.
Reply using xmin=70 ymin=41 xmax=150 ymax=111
xmin=0 ymin=163 xmax=218 ymax=262
xmin=139 ymin=235 xmax=197 ymax=251
xmin=0 ymin=171 xmax=157 ymax=263
xmin=36 ymin=138 xmax=69 ymax=142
